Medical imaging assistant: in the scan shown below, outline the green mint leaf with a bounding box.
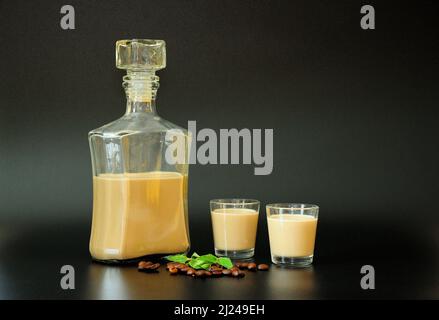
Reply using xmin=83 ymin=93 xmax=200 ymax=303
xmin=191 ymin=252 xmax=200 ymax=259
xmin=188 ymin=259 xmax=210 ymax=270
xmin=200 ymin=263 xmax=211 ymax=270
xmin=217 ymin=257 xmax=233 ymax=269
xmin=165 ymin=254 xmax=189 ymax=264
xmin=166 ymin=252 xmax=231 ymax=270
xmin=198 ymin=254 xmax=218 ymax=264
xmin=188 ymin=259 xmax=203 ymax=269
xmin=188 ymin=255 xmax=216 ymax=270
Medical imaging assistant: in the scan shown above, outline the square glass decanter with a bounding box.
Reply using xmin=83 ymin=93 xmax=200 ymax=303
xmin=88 ymin=39 xmax=190 ymax=263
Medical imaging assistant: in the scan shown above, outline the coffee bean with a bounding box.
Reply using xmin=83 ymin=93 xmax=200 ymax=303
xmin=195 ymin=270 xmax=205 ymax=278
xmin=232 ymin=270 xmax=240 ymax=277
xmin=180 ymin=266 xmax=189 ymax=273
xmin=204 ymin=271 xmax=212 ymax=277
xmin=248 ymin=263 xmax=257 ymax=271
xmin=212 ymin=270 xmax=223 ymax=277
xmin=138 ymin=263 xmax=159 ymax=273
xmin=238 ymin=271 xmax=245 ymax=278
xmin=222 ymin=269 xmax=232 ymax=276
xmin=239 ymin=262 xmax=249 ymax=269
xmin=231 ymin=267 xmax=240 ymax=274
xmin=166 ymin=262 xmax=178 ymax=269
xmin=149 ymin=263 xmax=160 ymax=270
xmin=257 ymin=264 xmax=269 ymax=271
xmin=186 ymin=268 xmax=195 ymax=276
xmin=138 ymin=261 xmax=159 ymax=273
xmin=210 ymin=265 xmax=223 ymax=272
xmin=169 ymin=267 xmax=179 ymax=275
xmin=138 ymin=261 xmax=152 ymax=268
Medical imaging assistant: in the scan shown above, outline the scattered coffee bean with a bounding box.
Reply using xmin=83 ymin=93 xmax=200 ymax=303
xmin=195 ymin=270 xmax=205 ymax=278
xmin=210 ymin=265 xmax=223 ymax=272
xmin=248 ymin=262 xmax=257 ymax=271
xmin=138 ymin=261 xmax=160 ymax=273
xmin=257 ymin=263 xmax=269 ymax=271
xmin=138 ymin=261 xmax=152 ymax=269
xmin=222 ymin=269 xmax=232 ymax=276
xmin=166 ymin=262 xmax=178 ymax=270
xmin=169 ymin=267 xmax=179 ymax=275
xmin=145 ymin=258 xmax=269 ymax=278
xmin=186 ymin=268 xmax=195 ymax=276
xmin=180 ymin=266 xmax=189 ymax=273
xmin=150 ymin=263 xmax=160 ymax=270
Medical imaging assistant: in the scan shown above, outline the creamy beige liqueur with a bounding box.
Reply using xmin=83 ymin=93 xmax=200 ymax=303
xmin=211 ymin=208 xmax=259 ymax=251
xmin=90 ymin=171 xmax=189 ymax=260
xmin=267 ymin=214 xmax=318 ymax=257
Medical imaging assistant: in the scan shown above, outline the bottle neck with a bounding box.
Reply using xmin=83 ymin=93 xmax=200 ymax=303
xmin=126 ymin=97 xmax=157 ymax=114
xmin=123 ymin=70 xmax=159 ymax=114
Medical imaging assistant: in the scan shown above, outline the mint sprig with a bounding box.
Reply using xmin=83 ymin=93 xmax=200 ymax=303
xmin=198 ymin=254 xmax=218 ymax=264
xmin=165 ymin=252 xmax=233 ymax=270
xmin=217 ymin=257 xmax=234 ymax=269
xmin=164 ymin=254 xmax=189 ymax=264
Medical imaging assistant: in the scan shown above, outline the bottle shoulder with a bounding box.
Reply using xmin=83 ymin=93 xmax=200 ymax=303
xmin=89 ymin=113 xmax=188 ymax=139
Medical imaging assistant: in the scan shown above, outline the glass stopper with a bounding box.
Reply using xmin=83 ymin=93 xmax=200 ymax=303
xmin=116 ymin=39 xmax=166 ymax=70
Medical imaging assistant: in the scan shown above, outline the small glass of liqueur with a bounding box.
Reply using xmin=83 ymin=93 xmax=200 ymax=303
xmin=266 ymin=203 xmax=319 ymax=267
xmin=210 ymin=199 xmax=260 ymax=259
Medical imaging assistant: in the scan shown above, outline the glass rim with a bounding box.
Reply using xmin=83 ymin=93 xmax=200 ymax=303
xmin=210 ymin=198 xmax=260 ymax=205
xmin=266 ymin=203 xmax=319 ymax=210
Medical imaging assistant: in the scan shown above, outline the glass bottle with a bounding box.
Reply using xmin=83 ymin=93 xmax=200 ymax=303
xmin=88 ymin=39 xmax=190 ymax=263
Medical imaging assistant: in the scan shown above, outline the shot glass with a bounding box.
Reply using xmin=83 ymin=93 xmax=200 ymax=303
xmin=266 ymin=203 xmax=319 ymax=267
xmin=210 ymin=199 xmax=260 ymax=259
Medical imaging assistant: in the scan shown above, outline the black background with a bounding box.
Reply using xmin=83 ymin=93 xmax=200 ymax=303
xmin=0 ymin=0 xmax=438 ymax=299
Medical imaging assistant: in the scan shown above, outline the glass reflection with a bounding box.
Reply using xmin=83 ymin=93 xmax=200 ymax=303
xmin=266 ymin=266 xmax=317 ymax=299
xmin=85 ymin=263 xmax=187 ymax=299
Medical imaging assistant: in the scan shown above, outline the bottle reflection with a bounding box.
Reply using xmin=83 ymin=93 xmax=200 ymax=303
xmin=85 ymin=265 xmax=132 ymax=299
xmin=85 ymin=264 xmax=186 ymax=299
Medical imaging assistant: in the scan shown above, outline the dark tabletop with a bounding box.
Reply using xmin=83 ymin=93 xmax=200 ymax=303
xmin=0 ymin=216 xmax=437 ymax=300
